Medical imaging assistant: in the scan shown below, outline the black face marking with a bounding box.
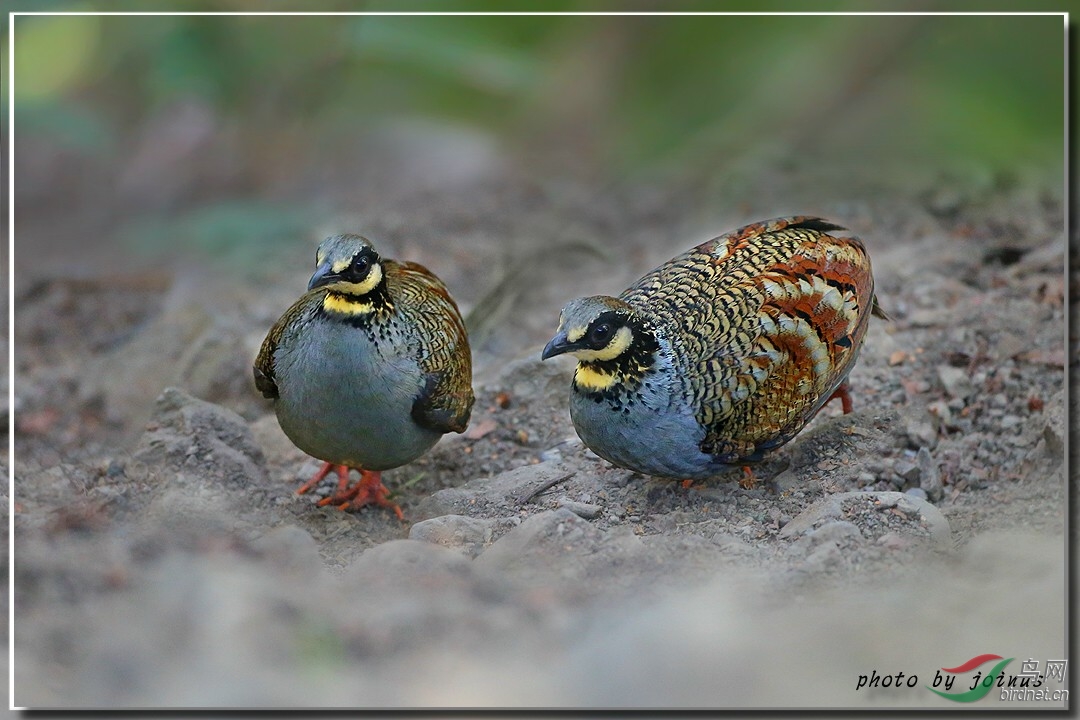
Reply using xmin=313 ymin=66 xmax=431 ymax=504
xmin=573 ymin=313 xmax=661 ymax=406
xmin=318 ymin=246 xmax=395 ymax=324
xmin=583 ymin=311 xmax=632 ymax=350
xmin=342 ymin=247 xmax=380 ymax=285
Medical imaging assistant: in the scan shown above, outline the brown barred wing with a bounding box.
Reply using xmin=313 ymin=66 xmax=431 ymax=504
xmin=623 ymin=217 xmax=877 ymax=463
xmin=253 ymin=291 xmax=323 ymax=400
xmin=389 ymin=260 xmax=475 ymax=434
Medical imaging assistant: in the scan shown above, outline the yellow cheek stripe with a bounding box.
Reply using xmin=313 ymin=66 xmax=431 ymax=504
xmin=355 ymin=263 xmax=383 ymax=294
xmin=574 ymin=364 xmax=618 ymax=391
xmin=570 ymin=326 xmax=632 ymax=362
xmin=323 ymin=293 xmax=373 ymax=315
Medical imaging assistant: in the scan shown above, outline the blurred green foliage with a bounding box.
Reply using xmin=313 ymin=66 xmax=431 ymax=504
xmin=7 ymin=8 xmax=1065 ymax=180
xmin=117 ymin=201 xmax=315 ymax=261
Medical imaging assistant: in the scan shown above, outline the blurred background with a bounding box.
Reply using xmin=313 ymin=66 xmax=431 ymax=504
xmin=6 ymin=6 xmax=1065 ymax=257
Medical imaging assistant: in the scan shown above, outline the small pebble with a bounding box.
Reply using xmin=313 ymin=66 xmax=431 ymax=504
xmin=770 ymin=469 xmax=799 ymax=493
xmin=893 ymin=460 xmax=921 ymax=483
xmin=916 ymin=447 xmax=943 ymax=502
xmin=927 ymin=400 xmax=953 ymax=428
xmin=906 ymin=420 xmax=937 ymax=449
xmin=806 ymin=520 xmax=863 ymax=546
xmin=907 ymin=379 xmax=932 ymax=394
xmin=938 ymin=365 xmax=974 ymax=400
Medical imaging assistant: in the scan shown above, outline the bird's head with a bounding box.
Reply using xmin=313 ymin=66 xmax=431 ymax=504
xmin=308 ymin=234 xmax=395 ymax=319
xmin=542 ymin=296 xmax=658 ymax=393
xmin=542 ymin=296 xmax=637 ymax=362
xmin=308 ymin=234 xmax=384 ymax=296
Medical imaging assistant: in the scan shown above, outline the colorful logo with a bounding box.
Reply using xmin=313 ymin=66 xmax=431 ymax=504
xmin=928 ymin=654 xmax=1014 ymax=702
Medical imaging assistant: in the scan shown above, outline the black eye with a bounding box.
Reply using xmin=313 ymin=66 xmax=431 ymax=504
xmin=352 ymin=254 xmax=371 ymax=274
xmin=588 ymin=323 xmax=613 ymax=346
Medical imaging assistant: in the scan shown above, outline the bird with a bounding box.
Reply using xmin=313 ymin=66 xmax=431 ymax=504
xmin=254 ymin=234 xmax=474 ymax=519
xmin=541 ymin=215 xmax=885 ymax=488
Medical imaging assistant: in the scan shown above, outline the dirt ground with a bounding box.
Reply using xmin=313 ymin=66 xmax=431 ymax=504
xmin=9 ymin=131 xmax=1068 ymax=708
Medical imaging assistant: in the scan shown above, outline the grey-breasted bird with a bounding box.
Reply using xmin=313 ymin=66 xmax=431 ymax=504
xmin=255 ymin=234 xmax=474 ymax=518
xmin=542 ymin=216 xmax=885 ymax=487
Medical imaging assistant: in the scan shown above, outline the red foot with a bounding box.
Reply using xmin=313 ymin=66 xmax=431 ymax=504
xmin=680 ymin=478 xmax=695 ymax=490
xmin=296 ymin=462 xmax=351 ymax=495
xmin=738 ymin=466 xmax=757 ymax=490
xmin=317 ymin=469 xmax=405 ymax=521
xmin=825 ymin=381 xmax=854 ymax=415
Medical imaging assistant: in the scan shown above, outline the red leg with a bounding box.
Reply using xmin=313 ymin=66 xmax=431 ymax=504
xmin=332 ymin=467 xmax=351 ymax=494
xmin=738 ymin=466 xmax=756 ymax=490
xmin=318 ymin=469 xmax=405 ymax=521
xmin=296 ymin=462 xmax=350 ymax=495
xmin=825 ymin=381 xmax=854 ymax=415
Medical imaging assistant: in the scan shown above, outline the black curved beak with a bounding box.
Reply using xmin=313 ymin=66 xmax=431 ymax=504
xmin=541 ymin=330 xmax=573 ymax=360
xmin=307 ymin=261 xmax=336 ymax=291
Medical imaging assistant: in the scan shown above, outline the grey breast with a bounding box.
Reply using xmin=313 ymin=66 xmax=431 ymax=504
xmin=272 ymin=314 xmax=441 ymax=470
xmin=568 ymin=349 xmax=721 ymax=480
